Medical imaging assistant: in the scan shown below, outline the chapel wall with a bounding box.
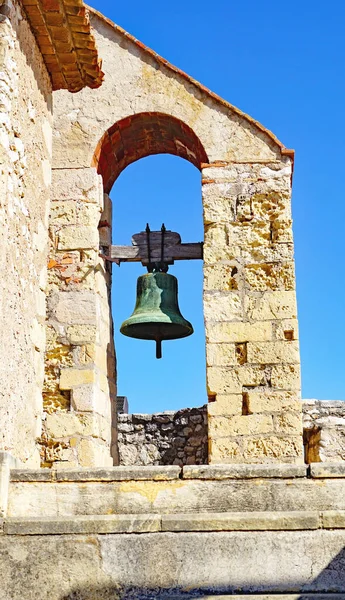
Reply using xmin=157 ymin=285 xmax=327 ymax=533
xmin=46 ymin=11 xmax=304 ymax=467
xmin=42 ymin=180 xmax=117 ymax=468
xmin=0 ymin=0 xmax=52 ymax=466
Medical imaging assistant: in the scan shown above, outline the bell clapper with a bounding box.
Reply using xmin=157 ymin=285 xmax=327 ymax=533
xmin=156 ymin=338 xmax=162 ymax=359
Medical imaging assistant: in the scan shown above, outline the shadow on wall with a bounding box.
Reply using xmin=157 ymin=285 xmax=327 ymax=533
xmin=59 ymin=545 xmax=345 ymax=599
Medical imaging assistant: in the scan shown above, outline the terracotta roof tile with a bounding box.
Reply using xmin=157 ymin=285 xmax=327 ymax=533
xmin=20 ymin=0 xmax=104 ymax=92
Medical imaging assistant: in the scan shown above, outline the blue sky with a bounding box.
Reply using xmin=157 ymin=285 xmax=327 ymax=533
xmin=89 ymin=0 xmax=345 ymax=412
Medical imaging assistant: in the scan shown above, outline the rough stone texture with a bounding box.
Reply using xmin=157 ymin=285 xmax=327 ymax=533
xmin=47 ymin=10 xmax=303 ymax=466
xmin=303 ymin=400 xmax=345 ymax=462
xmin=0 ymin=2 xmax=52 ymax=466
xmin=183 ymin=464 xmax=307 ymax=479
xmin=1 ymin=530 xmax=345 ymax=598
xmin=161 ymin=511 xmax=319 ymax=532
xmin=117 ymin=407 xmax=208 ymax=467
xmin=42 ymin=180 xmax=116 ymax=468
xmin=203 ymin=162 xmax=303 ymax=464
xmin=10 ymin=473 xmax=345 ymax=518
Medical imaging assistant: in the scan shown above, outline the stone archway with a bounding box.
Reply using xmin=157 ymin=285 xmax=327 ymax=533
xmin=92 ymin=112 xmax=209 ymax=193
xmin=43 ymin=6 xmax=303 ymax=468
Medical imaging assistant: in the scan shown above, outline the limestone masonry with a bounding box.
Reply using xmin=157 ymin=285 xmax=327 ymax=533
xmin=0 ymin=0 xmax=344 ymax=597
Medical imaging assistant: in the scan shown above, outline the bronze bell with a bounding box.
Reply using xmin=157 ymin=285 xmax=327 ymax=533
xmin=120 ymin=272 xmax=193 ymax=359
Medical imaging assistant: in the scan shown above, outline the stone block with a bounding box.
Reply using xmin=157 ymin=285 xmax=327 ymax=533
xmin=207 ymin=365 xmax=270 ymax=395
xmin=50 ymin=201 xmax=76 ymax=225
xmin=310 ymin=463 xmax=345 ymax=478
xmin=4 ymin=514 xmax=161 ymax=535
xmin=45 ymin=412 xmax=109 ymax=442
xmin=204 ymin=292 xmax=242 ymax=322
xmin=57 ymin=225 xmax=99 ymax=250
xmin=247 ymin=341 xmax=300 ymax=365
xmin=161 ymin=510 xmax=319 ymax=532
xmin=274 ymin=412 xmax=302 ymax=434
xmin=207 ymin=394 xmax=243 ymax=416
xmin=244 ymin=262 xmax=295 ymax=291
xmin=203 ymin=224 xmax=232 ymax=263
xmin=182 ymin=464 xmax=307 ymax=479
xmin=322 ymin=510 xmax=345 ymax=529
xmin=244 ymin=291 xmax=297 ymax=321
xmin=209 ymin=438 xmax=242 ymax=463
xmin=206 ymin=321 xmax=272 ymax=344
xmin=226 ymin=220 xmax=271 ymax=250
xmin=10 ymin=470 xmax=53 ymax=482
xmin=59 ymin=368 xmax=96 ymax=390
xmin=246 ymin=391 xmax=301 ymax=414
xmin=271 ymin=364 xmax=301 ymax=390
xmin=274 ymin=318 xmax=299 ymax=341
xmin=204 ymin=264 xmax=239 ymax=292
xmin=71 ymin=385 xmax=111 ymax=418
xmin=48 ymin=290 xmax=97 ymax=324
xmin=209 ymin=414 xmax=273 ymax=437
xmin=51 ymin=167 xmax=102 ymax=204
xmin=206 ymin=344 xmax=237 ymax=367
xmin=76 ymin=202 xmax=101 ymax=226
xmin=77 ymin=438 xmax=113 ymax=468
xmin=242 ymin=435 xmax=304 ymax=462
xmin=66 ymin=324 xmax=97 ymax=344
xmin=55 ymin=465 xmax=181 ymax=481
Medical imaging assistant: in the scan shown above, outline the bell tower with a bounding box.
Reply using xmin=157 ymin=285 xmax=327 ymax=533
xmin=43 ymin=9 xmax=303 ymax=468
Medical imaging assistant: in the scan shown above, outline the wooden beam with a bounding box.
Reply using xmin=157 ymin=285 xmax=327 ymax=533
xmin=101 ymin=229 xmax=203 ymax=265
xmin=107 ymin=242 xmax=203 ymax=264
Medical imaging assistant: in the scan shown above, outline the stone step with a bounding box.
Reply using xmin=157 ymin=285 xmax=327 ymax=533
xmin=7 ymin=464 xmax=345 ymax=518
xmin=4 ymin=510 xmax=345 ymax=535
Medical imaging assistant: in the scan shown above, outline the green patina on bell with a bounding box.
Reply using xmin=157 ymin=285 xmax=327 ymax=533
xmin=120 ymin=272 xmax=193 ymax=359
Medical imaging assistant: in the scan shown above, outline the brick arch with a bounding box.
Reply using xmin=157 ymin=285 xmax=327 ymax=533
xmin=92 ymin=112 xmax=209 ymax=193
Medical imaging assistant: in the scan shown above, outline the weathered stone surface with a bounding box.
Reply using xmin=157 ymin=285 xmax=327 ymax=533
xmin=310 ymin=463 xmax=345 ymax=478
xmin=9 ymin=476 xmax=345 ymax=519
xmin=10 ymin=469 xmax=53 ymax=482
xmin=162 ymin=511 xmax=319 ymax=531
xmin=55 ymin=465 xmax=181 ymax=481
xmin=303 ymin=400 xmax=345 ymax=463
xmin=0 ymin=528 xmax=344 ymax=598
xmin=0 ymin=2 xmax=52 ymax=466
xmin=183 ymin=464 xmax=307 ymax=479
xmin=118 ymin=408 xmax=207 ymax=467
xmin=4 ymin=514 xmax=161 ymax=535
xmin=322 ymin=510 xmax=345 ymax=529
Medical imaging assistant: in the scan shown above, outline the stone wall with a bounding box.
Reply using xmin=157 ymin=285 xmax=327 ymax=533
xmin=0 ymin=1 xmax=52 ymax=466
xmin=50 ymin=11 xmax=303 ymax=466
xmin=42 ymin=175 xmax=117 ymax=467
xmin=117 ymin=407 xmax=207 ymax=466
xmin=204 ymin=161 xmax=303 ymax=464
xmin=303 ymin=400 xmax=345 ymax=463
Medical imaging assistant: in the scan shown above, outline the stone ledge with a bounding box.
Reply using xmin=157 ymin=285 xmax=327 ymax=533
xmin=162 ymin=511 xmax=319 ymax=532
xmin=55 ymin=465 xmax=181 ymax=481
xmin=11 ymin=466 xmax=181 ymax=482
xmin=183 ymin=464 xmax=307 ymax=480
xmin=11 ymin=469 xmax=53 ymax=482
xmin=2 ymin=511 xmax=325 ymax=535
xmin=310 ymin=462 xmax=345 ymax=478
xmin=322 ymin=510 xmax=345 ymax=529
xmin=4 ymin=514 xmax=161 ymax=535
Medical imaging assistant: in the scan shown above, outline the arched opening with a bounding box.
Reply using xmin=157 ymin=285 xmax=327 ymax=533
xmin=92 ymin=112 xmax=208 ymax=191
xmin=93 ymin=113 xmax=209 ymax=464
